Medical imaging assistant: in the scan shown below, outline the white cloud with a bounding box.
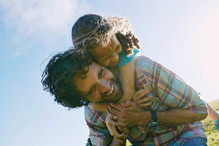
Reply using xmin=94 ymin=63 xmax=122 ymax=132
xmin=11 ymin=47 xmax=29 ymax=58
xmin=0 ymin=0 xmax=91 ymax=56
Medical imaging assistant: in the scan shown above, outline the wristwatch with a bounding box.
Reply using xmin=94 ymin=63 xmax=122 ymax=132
xmin=148 ymin=110 xmax=159 ymax=128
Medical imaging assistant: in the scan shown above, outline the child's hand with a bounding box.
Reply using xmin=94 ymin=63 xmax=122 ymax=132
xmin=133 ymin=89 xmax=152 ymax=109
xmin=106 ymin=114 xmax=128 ymax=143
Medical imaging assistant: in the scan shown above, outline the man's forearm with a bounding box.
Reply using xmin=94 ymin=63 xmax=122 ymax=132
xmin=139 ymin=108 xmax=208 ymax=126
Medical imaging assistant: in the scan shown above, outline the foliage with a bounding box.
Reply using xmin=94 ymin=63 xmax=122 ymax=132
xmin=126 ymin=99 xmax=219 ymax=146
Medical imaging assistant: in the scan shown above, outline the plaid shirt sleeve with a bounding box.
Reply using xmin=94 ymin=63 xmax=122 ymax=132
xmin=84 ymin=105 xmax=113 ymax=146
xmin=136 ymin=56 xmax=207 ymax=114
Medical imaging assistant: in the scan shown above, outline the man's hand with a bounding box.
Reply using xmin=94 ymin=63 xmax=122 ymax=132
xmin=106 ymin=114 xmax=128 ymax=143
xmin=107 ymin=100 xmax=150 ymax=127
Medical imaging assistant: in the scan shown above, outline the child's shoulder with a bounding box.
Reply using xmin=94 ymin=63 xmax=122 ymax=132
xmin=118 ymin=48 xmax=139 ymax=67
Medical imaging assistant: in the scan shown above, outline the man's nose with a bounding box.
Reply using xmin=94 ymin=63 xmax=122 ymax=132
xmin=98 ymin=80 xmax=111 ymax=95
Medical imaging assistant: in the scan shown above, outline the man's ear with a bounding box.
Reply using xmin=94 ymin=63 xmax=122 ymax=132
xmin=81 ymin=95 xmax=90 ymax=105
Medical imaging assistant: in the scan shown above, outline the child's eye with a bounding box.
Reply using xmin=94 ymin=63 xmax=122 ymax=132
xmin=115 ymin=46 xmax=119 ymax=51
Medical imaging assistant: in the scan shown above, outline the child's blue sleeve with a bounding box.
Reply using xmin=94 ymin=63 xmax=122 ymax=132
xmin=213 ymin=118 xmax=219 ymax=130
xmin=118 ymin=48 xmax=139 ymax=67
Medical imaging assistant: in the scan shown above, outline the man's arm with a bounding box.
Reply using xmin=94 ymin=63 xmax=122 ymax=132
xmin=107 ymin=57 xmax=208 ymax=127
xmin=107 ymin=101 xmax=207 ymax=127
xmin=142 ymin=58 xmax=207 ymax=125
xmin=139 ymin=107 xmax=207 ymax=127
xmin=154 ymin=108 xmax=207 ymax=126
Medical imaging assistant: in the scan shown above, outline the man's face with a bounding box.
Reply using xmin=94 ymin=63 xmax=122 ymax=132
xmin=74 ymin=62 xmax=123 ymax=103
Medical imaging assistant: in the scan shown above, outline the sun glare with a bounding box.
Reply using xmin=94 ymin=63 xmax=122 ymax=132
xmin=195 ymin=11 xmax=219 ymax=88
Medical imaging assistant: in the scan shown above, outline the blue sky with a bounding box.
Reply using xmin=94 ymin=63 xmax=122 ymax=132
xmin=0 ymin=0 xmax=219 ymax=145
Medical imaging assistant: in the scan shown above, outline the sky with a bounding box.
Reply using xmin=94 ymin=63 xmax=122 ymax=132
xmin=0 ymin=0 xmax=219 ymax=145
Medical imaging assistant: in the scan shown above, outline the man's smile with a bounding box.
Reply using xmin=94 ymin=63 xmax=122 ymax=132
xmin=105 ymin=82 xmax=114 ymax=96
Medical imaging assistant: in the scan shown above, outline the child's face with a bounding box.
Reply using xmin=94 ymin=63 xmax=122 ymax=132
xmin=90 ymin=35 xmax=122 ymax=67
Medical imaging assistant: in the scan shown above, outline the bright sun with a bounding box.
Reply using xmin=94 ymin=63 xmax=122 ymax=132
xmin=195 ymin=11 xmax=219 ymax=89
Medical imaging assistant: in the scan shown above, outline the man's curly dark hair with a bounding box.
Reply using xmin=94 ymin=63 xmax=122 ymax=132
xmin=72 ymin=14 xmax=140 ymax=56
xmin=41 ymin=48 xmax=92 ymax=109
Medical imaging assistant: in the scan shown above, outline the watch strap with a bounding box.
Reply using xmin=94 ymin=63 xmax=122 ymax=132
xmin=148 ymin=110 xmax=158 ymax=128
xmin=150 ymin=110 xmax=157 ymax=122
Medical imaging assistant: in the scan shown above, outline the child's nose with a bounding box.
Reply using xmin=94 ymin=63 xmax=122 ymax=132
xmin=110 ymin=55 xmax=119 ymax=66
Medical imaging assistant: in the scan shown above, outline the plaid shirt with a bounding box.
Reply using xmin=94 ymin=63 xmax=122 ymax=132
xmin=84 ymin=56 xmax=207 ymax=146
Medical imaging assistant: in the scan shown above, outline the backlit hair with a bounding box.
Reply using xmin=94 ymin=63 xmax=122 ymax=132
xmin=72 ymin=14 xmax=140 ymax=56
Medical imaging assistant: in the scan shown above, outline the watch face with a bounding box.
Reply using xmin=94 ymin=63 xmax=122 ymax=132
xmin=148 ymin=121 xmax=158 ymax=128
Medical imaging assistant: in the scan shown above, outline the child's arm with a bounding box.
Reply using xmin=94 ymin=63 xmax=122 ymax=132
xmin=118 ymin=59 xmax=135 ymax=102
xmin=91 ymin=102 xmax=109 ymax=112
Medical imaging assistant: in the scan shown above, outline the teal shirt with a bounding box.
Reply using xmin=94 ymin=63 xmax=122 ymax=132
xmin=213 ymin=119 xmax=219 ymax=130
xmin=118 ymin=48 xmax=139 ymax=67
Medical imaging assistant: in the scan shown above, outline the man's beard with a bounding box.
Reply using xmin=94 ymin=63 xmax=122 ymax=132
xmin=99 ymin=67 xmax=123 ymax=103
xmin=113 ymin=73 xmax=123 ymax=101
xmin=111 ymin=77 xmax=123 ymax=103
xmin=110 ymin=66 xmax=123 ymax=93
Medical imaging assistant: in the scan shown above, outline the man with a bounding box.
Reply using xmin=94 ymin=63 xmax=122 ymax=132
xmin=42 ymin=49 xmax=208 ymax=146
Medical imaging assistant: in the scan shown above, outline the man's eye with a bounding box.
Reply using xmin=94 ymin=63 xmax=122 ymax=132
xmin=89 ymin=87 xmax=95 ymax=96
xmin=98 ymin=68 xmax=103 ymax=78
xmin=91 ymin=88 xmax=95 ymax=95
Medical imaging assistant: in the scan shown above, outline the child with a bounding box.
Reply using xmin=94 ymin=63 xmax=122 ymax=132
xmin=72 ymin=14 xmax=150 ymax=142
xmin=72 ymin=14 xmax=149 ymax=111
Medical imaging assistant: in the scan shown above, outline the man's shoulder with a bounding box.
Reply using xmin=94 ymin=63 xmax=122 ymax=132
xmin=134 ymin=55 xmax=155 ymax=65
xmin=134 ymin=55 xmax=156 ymax=72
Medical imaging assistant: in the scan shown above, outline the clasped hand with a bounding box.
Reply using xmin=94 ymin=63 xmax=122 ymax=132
xmin=106 ymin=89 xmax=152 ymax=142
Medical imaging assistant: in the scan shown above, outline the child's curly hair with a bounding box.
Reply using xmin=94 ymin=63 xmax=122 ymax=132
xmin=72 ymin=14 xmax=140 ymax=56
